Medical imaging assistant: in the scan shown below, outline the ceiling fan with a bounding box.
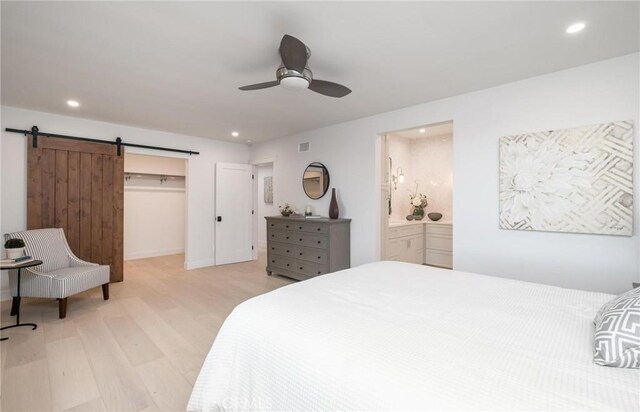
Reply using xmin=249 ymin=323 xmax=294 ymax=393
xmin=239 ymin=34 xmax=352 ymax=98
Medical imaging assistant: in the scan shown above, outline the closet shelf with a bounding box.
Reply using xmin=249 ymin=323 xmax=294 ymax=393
xmin=124 ymin=172 xmax=185 ymax=183
xmin=124 ymin=186 xmax=185 ymax=193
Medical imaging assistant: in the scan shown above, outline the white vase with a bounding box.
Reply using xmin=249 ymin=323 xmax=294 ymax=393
xmin=6 ymin=247 xmax=24 ymax=259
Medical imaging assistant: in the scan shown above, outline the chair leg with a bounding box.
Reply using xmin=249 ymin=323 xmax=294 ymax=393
xmin=10 ymin=297 xmax=20 ymax=316
xmin=102 ymin=283 xmax=109 ymax=300
xmin=58 ymin=298 xmax=68 ymax=319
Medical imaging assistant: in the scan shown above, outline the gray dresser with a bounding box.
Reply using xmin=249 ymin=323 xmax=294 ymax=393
xmin=265 ymin=216 xmax=351 ymax=280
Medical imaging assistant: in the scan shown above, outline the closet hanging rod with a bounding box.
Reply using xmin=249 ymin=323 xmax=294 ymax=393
xmin=4 ymin=126 xmax=200 ymax=156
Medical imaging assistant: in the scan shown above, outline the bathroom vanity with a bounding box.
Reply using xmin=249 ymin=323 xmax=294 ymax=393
xmin=387 ymin=220 xmax=452 ymax=268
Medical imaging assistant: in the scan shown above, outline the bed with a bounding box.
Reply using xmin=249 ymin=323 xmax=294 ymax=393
xmin=188 ymin=261 xmax=640 ymax=411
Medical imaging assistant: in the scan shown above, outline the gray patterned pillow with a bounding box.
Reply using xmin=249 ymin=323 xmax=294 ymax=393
xmin=593 ymin=287 xmax=640 ymax=368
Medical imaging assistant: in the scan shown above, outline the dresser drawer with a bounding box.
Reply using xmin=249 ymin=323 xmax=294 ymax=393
xmin=295 ymin=232 xmax=328 ymax=249
xmin=425 ymin=223 xmax=452 ymax=237
xmin=389 ymin=224 xmax=423 ymax=239
xmin=297 ymin=247 xmax=328 ymax=264
xmin=268 ymin=229 xmax=296 ymax=245
xmin=292 ymin=221 xmax=329 ymax=234
xmin=425 ymin=234 xmax=452 ymax=252
xmin=267 ymin=254 xmax=295 ymax=271
xmin=424 ymin=250 xmax=452 ymax=269
xmin=268 ymin=242 xmax=298 ymax=258
xmin=266 ymin=220 xmax=299 ymax=231
xmin=295 ymin=260 xmax=329 ymax=277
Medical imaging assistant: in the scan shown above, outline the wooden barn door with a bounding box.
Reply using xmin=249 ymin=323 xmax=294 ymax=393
xmin=27 ymin=135 xmax=124 ymax=282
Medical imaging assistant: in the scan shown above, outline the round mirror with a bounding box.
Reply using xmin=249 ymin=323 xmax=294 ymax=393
xmin=303 ymin=162 xmax=330 ymax=199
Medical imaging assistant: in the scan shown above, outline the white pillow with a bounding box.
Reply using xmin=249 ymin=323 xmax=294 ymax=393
xmin=593 ymin=287 xmax=640 ymax=368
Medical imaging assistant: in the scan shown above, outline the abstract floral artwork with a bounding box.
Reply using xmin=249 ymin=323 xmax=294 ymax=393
xmin=499 ymin=121 xmax=633 ymax=236
xmin=264 ymin=176 xmax=273 ymax=204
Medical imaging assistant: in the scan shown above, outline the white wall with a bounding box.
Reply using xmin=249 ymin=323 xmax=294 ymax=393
xmin=124 ymin=188 xmax=185 ymax=260
xmin=388 ymin=135 xmax=413 ymax=221
xmin=125 ymin=153 xmax=186 ymax=176
xmin=250 ymin=129 xmax=371 ymax=265
xmin=250 ymin=53 xmax=640 ymax=294
xmin=256 ymin=164 xmax=276 ymax=251
xmin=410 ymin=134 xmax=453 ymax=221
xmin=388 ymin=133 xmax=454 ymax=222
xmin=1 ymin=106 xmax=250 ymax=300
xmin=124 ymin=154 xmax=186 ymax=260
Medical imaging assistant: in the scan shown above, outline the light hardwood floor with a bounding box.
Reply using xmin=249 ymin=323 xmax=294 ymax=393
xmin=0 ymin=254 xmax=293 ymax=412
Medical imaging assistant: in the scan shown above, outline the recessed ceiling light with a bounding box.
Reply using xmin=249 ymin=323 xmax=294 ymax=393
xmin=67 ymin=100 xmax=80 ymax=108
xmin=566 ymin=22 xmax=586 ymax=34
xmin=419 ymin=128 xmax=426 ymax=133
xmin=231 ymin=131 xmax=239 ymax=137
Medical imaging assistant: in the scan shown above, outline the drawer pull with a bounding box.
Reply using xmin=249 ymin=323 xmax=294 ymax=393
xmin=317 ymin=228 xmax=321 ymax=231
xmin=286 ymin=263 xmax=290 ymax=267
xmin=299 ymin=266 xmax=303 ymax=270
xmin=286 ymin=225 xmax=289 ymax=228
xmin=286 ymin=236 xmax=289 ymax=240
xmin=298 ymin=226 xmax=303 ymax=230
xmin=317 ymin=271 xmax=321 ymax=275
xmin=271 ymin=260 xmax=275 ymax=263
xmin=299 ymin=238 xmax=303 ymax=241
xmin=271 ymin=247 xmax=275 ymax=250
xmin=317 ymin=241 xmax=321 ymax=244
xmin=271 ymin=234 xmax=274 ymax=238
xmin=299 ymin=252 xmax=303 ymax=256
xmin=317 ymin=256 xmax=321 ymax=259
xmin=270 ymin=223 xmax=274 ymax=227
xmin=286 ymin=250 xmax=290 ymax=253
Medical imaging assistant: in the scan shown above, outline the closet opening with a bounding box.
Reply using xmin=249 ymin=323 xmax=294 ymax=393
xmin=124 ymin=153 xmax=187 ymax=264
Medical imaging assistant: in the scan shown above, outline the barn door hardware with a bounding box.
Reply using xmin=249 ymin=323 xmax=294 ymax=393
xmin=5 ymin=126 xmax=200 ymax=156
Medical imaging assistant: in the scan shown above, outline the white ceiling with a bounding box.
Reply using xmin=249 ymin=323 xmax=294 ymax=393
xmin=2 ymin=2 xmax=638 ymax=143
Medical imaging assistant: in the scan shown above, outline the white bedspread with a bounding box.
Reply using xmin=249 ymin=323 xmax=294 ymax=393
xmin=188 ymin=261 xmax=640 ymax=411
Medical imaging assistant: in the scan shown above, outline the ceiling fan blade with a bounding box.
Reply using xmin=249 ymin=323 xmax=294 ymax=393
xmin=308 ymin=80 xmax=352 ymax=98
xmin=279 ymin=34 xmax=308 ymax=73
xmin=239 ymin=80 xmax=280 ymax=91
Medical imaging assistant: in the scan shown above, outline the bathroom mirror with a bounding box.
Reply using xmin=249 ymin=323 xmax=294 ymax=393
xmin=303 ymin=162 xmax=330 ymax=199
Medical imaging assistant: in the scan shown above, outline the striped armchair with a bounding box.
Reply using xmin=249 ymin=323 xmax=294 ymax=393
xmin=4 ymin=228 xmax=110 ymax=319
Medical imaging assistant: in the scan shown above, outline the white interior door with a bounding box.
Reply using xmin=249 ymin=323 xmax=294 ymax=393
xmin=215 ymin=162 xmax=254 ymax=265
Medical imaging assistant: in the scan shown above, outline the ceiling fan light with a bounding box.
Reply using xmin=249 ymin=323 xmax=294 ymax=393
xmin=280 ymin=76 xmax=310 ymax=90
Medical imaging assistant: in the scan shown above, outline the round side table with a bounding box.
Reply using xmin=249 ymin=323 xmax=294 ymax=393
xmin=1 ymin=259 xmax=42 ymax=341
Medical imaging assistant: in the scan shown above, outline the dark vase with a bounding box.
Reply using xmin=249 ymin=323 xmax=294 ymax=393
xmin=329 ymin=188 xmax=339 ymax=219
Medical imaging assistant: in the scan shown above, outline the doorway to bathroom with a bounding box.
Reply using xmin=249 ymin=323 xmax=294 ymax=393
xmin=379 ymin=121 xmax=454 ymax=268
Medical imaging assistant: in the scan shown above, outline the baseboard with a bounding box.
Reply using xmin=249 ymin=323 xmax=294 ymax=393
xmin=185 ymin=258 xmax=215 ymax=270
xmin=124 ymin=248 xmax=184 ymax=261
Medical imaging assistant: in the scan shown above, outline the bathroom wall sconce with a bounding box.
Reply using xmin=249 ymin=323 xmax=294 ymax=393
xmin=391 ymin=167 xmax=404 ymax=190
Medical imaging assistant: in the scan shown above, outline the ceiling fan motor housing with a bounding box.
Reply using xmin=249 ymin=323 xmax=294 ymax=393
xmin=277 ymin=66 xmax=313 ymax=89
